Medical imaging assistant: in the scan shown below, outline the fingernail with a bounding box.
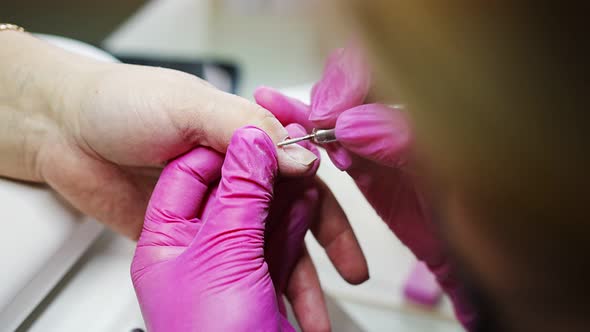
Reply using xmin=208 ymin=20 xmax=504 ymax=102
xmin=282 ymin=143 xmax=318 ymax=166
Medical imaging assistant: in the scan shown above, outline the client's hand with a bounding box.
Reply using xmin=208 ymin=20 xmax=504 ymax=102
xmin=132 ymin=126 xmax=299 ymax=331
xmin=40 ymin=62 xmax=320 ymax=239
xmin=1 ymin=29 xmax=317 ymax=238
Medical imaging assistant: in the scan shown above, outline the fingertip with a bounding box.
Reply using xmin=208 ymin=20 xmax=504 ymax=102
xmin=287 ymin=251 xmax=331 ymax=332
xmin=285 ymin=122 xmax=307 ymax=138
xmin=229 ymin=125 xmax=279 ymax=168
xmin=277 ymin=148 xmax=318 ymax=177
xmin=325 ymin=144 xmax=353 ymax=171
xmin=277 ymin=123 xmax=319 ymax=176
xmin=309 ymin=47 xmax=370 ymax=128
xmin=285 ymin=123 xmax=316 ymax=155
xmin=247 ymin=114 xmax=315 ymax=177
xmin=336 ymin=104 xmax=412 ymax=167
xmin=249 ymin=100 xmax=318 ymax=177
xmin=326 ymin=237 xmax=369 ymax=285
xmin=200 ymin=125 xmax=279 ymax=230
xmin=322 ymin=222 xmax=370 ymax=285
xmin=254 ymin=86 xmax=315 ymax=130
xmin=348 ymin=272 xmax=370 ymax=285
xmin=308 ymin=110 xmax=337 ymax=129
xmin=253 ymin=85 xmax=276 ymax=106
xmin=223 ymin=126 xmax=281 ymax=192
xmin=312 ymin=178 xmax=369 ymax=284
xmin=285 ymin=123 xmax=321 ymax=174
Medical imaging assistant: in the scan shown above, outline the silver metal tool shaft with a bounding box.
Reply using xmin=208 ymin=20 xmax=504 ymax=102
xmin=277 ymin=128 xmax=337 ymax=147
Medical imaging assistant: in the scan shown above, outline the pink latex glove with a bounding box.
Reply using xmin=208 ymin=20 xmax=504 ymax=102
xmin=254 ymin=47 xmax=478 ymax=331
xmin=132 ymin=126 xmax=310 ymax=331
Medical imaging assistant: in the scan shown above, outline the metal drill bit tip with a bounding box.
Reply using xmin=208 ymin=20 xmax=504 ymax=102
xmin=277 ymin=134 xmax=315 ymax=147
xmin=277 ymin=128 xmax=338 ymax=147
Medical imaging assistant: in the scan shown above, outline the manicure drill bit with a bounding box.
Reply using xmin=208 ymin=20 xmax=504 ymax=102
xmin=277 ymin=128 xmax=337 ymax=147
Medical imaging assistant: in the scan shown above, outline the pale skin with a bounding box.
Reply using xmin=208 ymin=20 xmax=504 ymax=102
xmin=0 ymin=30 xmax=368 ymax=331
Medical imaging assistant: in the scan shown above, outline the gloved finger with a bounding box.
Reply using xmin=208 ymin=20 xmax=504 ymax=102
xmin=324 ymin=143 xmax=354 ymax=171
xmin=145 ymin=147 xmax=223 ymax=221
xmin=286 ymin=247 xmax=331 ymax=332
xmin=142 ymin=147 xmax=223 ymax=246
xmin=196 ymin=125 xmax=278 ymax=241
xmin=336 ymin=103 xmax=412 ymax=168
xmin=254 ymin=86 xmax=315 ymax=132
xmin=311 ymin=177 xmax=369 ymax=284
xmin=309 ymin=46 xmax=371 ymax=128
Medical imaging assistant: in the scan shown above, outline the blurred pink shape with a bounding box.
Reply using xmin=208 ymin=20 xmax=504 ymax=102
xmin=404 ymin=261 xmax=443 ymax=307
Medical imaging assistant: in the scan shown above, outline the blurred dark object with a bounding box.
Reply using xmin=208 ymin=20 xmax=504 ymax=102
xmin=116 ymin=54 xmax=241 ymax=94
xmin=1 ymin=0 xmax=146 ymax=45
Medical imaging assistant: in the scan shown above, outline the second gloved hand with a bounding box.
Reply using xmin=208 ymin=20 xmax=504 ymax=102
xmin=132 ymin=126 xmax=294 ymax=331
xmin=255 ymin=47 xmax=477 ymax=330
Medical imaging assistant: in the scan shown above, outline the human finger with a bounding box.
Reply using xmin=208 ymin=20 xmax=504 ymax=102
xmin=286 ymin=248 xmax=331 ymax=332
xmin=311 ymin=177 xmax=369 ymax=284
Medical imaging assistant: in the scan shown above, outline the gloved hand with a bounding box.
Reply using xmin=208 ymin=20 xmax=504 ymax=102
xmin=255 ymin=47 xmax=477 ymax=330
xmin=132 ymin=126 xmax=306 ymax=331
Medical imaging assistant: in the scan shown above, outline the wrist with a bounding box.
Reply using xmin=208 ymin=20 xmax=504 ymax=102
xmin=36 ymin=46 xmax=111 ymax=184
xmin=0 ymin=30 xmax=106 ymax=182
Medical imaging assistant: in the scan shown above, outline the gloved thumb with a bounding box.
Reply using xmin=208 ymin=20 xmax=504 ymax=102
xmin=182 ymin=126 xmax=287 ymax=332
xmin=195 ymin=126 xmax=278 ymax=249
xmin=336 ymin=104 xmax=412 ymax=168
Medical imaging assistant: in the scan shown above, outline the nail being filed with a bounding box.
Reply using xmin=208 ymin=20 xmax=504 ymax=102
xmin=277 ymin=128 xmax=337 ymax=147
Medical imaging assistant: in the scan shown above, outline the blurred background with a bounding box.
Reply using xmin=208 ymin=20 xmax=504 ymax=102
xmin=2 ymin=0 xmax=332 ymax=97
xmin=1 ymin=1 xmax=463 ymax=331
xmin=3 ymin=0 xmax=145 ymax=44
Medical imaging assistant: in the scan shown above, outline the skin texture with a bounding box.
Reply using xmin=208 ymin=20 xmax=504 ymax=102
xmin=133 ymin=126 xmax=314 ymax=331
xmin=256 ymin=47 xmax=477 ymax=330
